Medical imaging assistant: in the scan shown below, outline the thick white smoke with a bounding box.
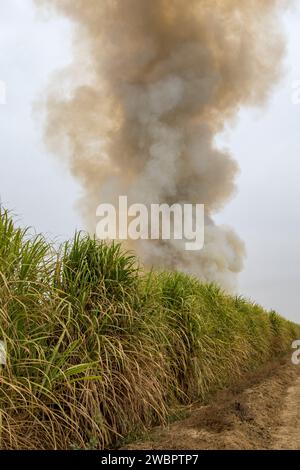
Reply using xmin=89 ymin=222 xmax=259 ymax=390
xmin=35 ymin=0 xmax=289 ymax=289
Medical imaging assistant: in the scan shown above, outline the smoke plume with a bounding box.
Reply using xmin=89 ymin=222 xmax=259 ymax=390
xmin=36 ymin=0 xmax=289 ymax=290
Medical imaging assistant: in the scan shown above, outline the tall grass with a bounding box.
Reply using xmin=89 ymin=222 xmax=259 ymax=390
xmin=0 ymin=208 xmax=299 ymax=449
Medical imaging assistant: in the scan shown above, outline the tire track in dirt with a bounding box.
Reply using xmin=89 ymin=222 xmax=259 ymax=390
xmin=271 ymin=376 xmax=300 ymax=449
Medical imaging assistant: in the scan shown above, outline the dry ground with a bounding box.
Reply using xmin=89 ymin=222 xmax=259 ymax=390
xmin=124 ymin=358 xmax=300 ymax=450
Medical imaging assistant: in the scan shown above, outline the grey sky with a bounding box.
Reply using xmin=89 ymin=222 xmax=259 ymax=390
xmin=0 ymin=0 xmax=300 ymax=321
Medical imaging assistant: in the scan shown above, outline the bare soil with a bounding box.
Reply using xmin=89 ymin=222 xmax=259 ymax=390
xmin=124 ymin=359 xmax=300 ymax=450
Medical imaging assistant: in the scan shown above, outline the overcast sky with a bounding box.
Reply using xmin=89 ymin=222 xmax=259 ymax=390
xmin=1 ymin=0 xmax=300 ymax=322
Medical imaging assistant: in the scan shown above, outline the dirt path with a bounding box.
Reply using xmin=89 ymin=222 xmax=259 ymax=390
xmin=124 ymin=359 xmax=300 ymax=450
xmin=272 ymin=376 xmax=300 ymax=449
